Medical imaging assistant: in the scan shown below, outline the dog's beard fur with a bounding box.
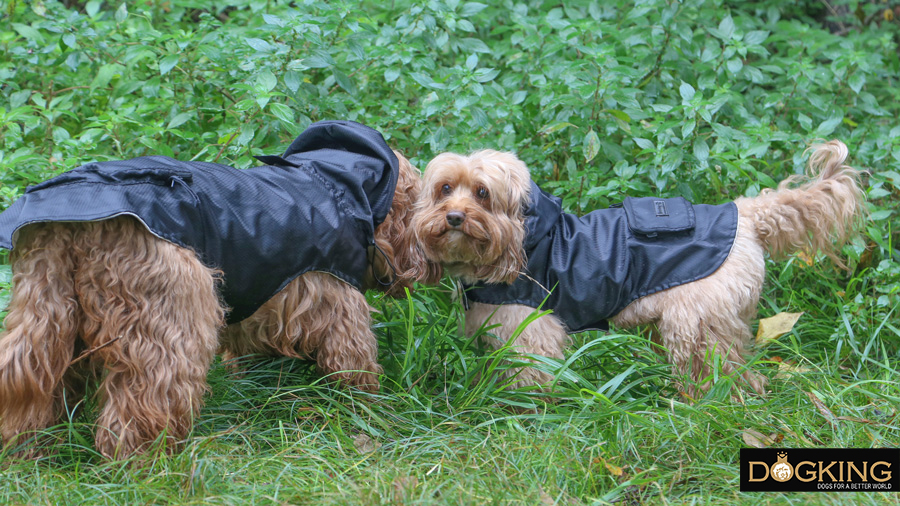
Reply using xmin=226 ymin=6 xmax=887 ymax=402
xmin=420 ymin=142 xmax=864 ymax=396
xmin=408 ymin=150 xmax=531 ymax=285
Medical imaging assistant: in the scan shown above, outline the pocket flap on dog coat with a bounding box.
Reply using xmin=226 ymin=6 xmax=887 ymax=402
xmin=622 ymin=196 xmax=695 ymax=236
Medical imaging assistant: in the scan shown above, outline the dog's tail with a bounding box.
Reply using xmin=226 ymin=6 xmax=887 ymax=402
xmin=737 ymin=140 xmax=864 ymax=268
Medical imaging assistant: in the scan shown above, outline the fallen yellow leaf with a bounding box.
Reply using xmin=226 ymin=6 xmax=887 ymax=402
xmin=795 ymin=251 xmax=815 ymax=267
xmin=774 ymin=360 xmax=813 ymax=379
xmin=603 ymin=460 xmax=624 ymax=477
xmin=742 ymin=429 xmax=772 ymax=448
xmin=756 ymin=312 xmax=804 ymax=345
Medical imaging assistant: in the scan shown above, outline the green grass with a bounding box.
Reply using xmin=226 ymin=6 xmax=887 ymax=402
xmin=0 ymin=269 xmax=897 ymax=505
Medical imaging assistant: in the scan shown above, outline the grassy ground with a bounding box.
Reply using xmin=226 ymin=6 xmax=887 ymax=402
xmin=0 ymin=269 xmax=897 ymax=505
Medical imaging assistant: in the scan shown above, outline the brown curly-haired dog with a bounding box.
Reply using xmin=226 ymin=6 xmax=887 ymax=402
xmin=0 ymin=148 xmax=426 ymax=460
xmin=410 ymin=141 xmax=863 ymax=395
xmin=218 ymin=151 xmax=425 ymax=389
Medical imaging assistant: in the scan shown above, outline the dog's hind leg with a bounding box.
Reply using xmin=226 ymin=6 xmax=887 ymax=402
xmin=0 ymin=223 xmax=82 ymax=452
xmin=74 ymin=218 xmax=224 ymax=459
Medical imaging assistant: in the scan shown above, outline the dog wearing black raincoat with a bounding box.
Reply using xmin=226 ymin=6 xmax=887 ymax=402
xmin=0 ymin=120 xmax=430 ymax=459
xmin=410 ymin=142 xmax=862 ymax=395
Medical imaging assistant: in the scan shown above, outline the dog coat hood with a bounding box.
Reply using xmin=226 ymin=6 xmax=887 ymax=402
xmin=0 ymin=120 xmax=399 ymax=324
xmin=463 ymin=182 xmax=738 ymax=333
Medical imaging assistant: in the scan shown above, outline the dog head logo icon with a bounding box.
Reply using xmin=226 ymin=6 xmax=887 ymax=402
xmin=771 ymin=452 xmax=793 ymax=482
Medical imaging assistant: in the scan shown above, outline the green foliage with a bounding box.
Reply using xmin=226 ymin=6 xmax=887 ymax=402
xmin=1 ymin=0 xmax=899 ymax=503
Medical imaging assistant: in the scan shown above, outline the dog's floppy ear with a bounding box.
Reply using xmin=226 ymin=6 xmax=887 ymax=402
xmin=469 ymin=150 xmax=532 ymax=284
xmin=401 ymin=240 xmax=445 ymax=286
xmin=383 ymin=150 xmax=444 ymax=288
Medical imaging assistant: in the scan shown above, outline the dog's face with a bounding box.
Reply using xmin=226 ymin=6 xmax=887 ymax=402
xmin=409 ymin=150 xmax=531 ymax=285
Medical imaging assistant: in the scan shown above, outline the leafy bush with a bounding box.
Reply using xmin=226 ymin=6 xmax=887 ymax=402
xmin=2 ymin=0 xmax=897 ymax=315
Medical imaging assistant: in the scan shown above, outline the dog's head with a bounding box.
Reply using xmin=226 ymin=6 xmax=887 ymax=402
xmin=367 ymin=150 xmax=442 ymax=295
xmin=408 ymin=149 xmax=531 ymax=285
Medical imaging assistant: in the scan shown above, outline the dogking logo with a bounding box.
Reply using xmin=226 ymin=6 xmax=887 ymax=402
xmin=740 ymin=448 xmax=899 ymax=492
xmin=770 ymin=452 xmax=793 ymax=482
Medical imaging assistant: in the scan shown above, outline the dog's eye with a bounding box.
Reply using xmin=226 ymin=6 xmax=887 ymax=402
xmin=476 ymin=186 xmax=489 ymax=199
xmin=441 ymin=184 xmax=452 ymax=196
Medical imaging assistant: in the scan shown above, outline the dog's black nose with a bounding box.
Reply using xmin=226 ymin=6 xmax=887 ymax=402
xmin=446 ymin=211 xmax=466 ymax=227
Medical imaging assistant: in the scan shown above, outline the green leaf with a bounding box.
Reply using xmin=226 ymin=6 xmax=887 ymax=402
xmin=726 ymin=58 xmax=743 ymax=74
xmin=633 ymin=137 xmax=654 ymax=150
xmin=12 ymin=23 xmax=45 ymax=44
xmin=681 ymin=119 xmax=696 ymax=139
xmin=284 ymin=70 xmax=302 ymax=93
xmin=718 ymin=15 xmax=735 ymax=40
xmin=115 ymin=3 xmax=128 ymax=22
xmin=744 ymin=30 xmax=769 ymax=45
xmin=91 ymin=63 xmax=119 ymax=90
xmin=466 ymin=54 xmax=478 ymax=71
xmin=304 ymin=54 xmax=333 ymax=68
xmin=168 ymin=111 xmax=193 ymax=129
xmin=583 ymin=129 xmax=601 ymax=163
xmin=603 ymin=109 xmax=631 ymax=123
xmin=473 ymin=67 xmax=499 ymax=83
xmin=257 ymin=70 xmax=277 ymax=92
xmin=460 ymin=2 xmax=488 ymax=16
xmin=461 ymin=38 xmax=491 ymax=53
xmin=237 ymin=123 xmax=255 ymax=146
xmin=262 ymin=13 xmax=285 ymax=27
xmin=334 ymin=70 xmax=358 ymax=95
xmin=269 ymin=102 xmax=294 ymax=124
xmin=85 ymin=0 xmax=101 ymax=17
xmin=679 ymin=81 xmax=696 ymax=102
xmin=159 ymin=55 xmax=179 ymax=76
xmin=815 ymin=116 xmax=843 ymax=137
xmin=848 ymin=73 xmax=865 ymax=94
xmin=246 ymin=38 xmax=273 ymax=52
xmin=539 ymin=122 xmax=575 ymax=136
xmin=384 ymin=68 xmax=400 ymax=83
xmin=693 ymin=139 xmax=709 ymax=162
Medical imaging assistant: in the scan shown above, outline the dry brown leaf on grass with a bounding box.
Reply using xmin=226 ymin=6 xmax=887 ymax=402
xmin=756 ymin=312 xmax=804 ymax=346
xmin=806 ymin=391 xmax=838 ymax=428
xmin=742 ymin=429 xmax=772 ymax=448
xmin=538 ymin=486 xmax=555 ymax=506
xmin=742 ymin=429 xmax=785 ymax=448
xmin=392 ymin=475 xmax=419 ymax=503
xmin=353 ymin=434 xmax=382 ymax=454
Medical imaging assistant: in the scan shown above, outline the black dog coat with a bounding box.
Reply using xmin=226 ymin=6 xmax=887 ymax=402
xmin=0 ymin=120 xmax=399 ymax=324
xmin=463 ymin=182 xmax=738 ymax=333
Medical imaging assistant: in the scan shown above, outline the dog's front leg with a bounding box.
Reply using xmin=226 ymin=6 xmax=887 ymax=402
xmin=465 ymin=302 xmax=569 ymax=390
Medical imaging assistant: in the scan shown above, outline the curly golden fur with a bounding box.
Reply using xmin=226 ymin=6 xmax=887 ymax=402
xmin=0 ymin=151 xmax=425 ymax=460
xmin=0 ymin=218 xmax=224 ymax=459
xmin=414 ymin=141 xmax=864 ymax=395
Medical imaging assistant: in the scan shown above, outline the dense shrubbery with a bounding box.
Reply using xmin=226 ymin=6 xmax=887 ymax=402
xmin=0 ymin=1 xmax=898 ymax=502
xmin=2 ymin=0 xmax=897 ymax=324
